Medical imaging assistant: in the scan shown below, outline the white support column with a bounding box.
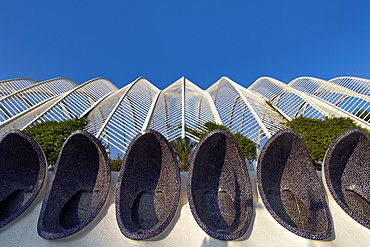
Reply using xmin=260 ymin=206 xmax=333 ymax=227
xmin=141 ymin=90 xmax=162 ymax=132
xmin=95 ymin=78 xmax=141 ymax=138
xmin=203 ymin=90 xmax=223 ymax=124
xmin=227 ymin=78 xmax=272 ymax=138
xmin=181 ymin=77 xmax=186 ymax=138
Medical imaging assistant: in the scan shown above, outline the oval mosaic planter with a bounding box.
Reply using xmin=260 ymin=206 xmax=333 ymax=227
xmin=323 ymin=128 xmax=370 ymax=229
xmin=187 ymin=129 xmax=253 ymax=240
xmin=38 ymin=130 xmax=110 ymax=239
xmin=116 ymin=130 xmax=181 ymax=240
xmin=257 ymin=129 xmax=331 ymax=240
xmin=0 ymin=130 xmax=46 ymax=228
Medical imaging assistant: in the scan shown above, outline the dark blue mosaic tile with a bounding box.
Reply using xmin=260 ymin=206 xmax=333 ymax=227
xmin=0 ymin=130 xmax=46 ymax=228
xmin=115 ymin=130 xmax=181 ymax=240
xmin=323 ymin=128 xmax=370 ymax=229
xmin=187 ymin=129 xmax=253 ymax=240
xmin=37 ymin=130 xmax=111 ymax=239
xmin=257 ymin=129 xmax=332 ymax=240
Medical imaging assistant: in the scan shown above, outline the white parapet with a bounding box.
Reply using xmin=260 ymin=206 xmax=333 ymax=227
xmin=1 ymin=171 xmax=370 ymax=246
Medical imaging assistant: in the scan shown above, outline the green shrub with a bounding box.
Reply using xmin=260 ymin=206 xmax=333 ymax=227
xmin=285 ymin=116 xmax=369 ymax=169
xmin=24 ymin=117 xmax=88 ymax=170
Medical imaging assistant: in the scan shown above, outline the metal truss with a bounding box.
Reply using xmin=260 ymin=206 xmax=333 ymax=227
xmin=249 ymin=77 xmax=333 ymax=119
xmin=86 ymin=77 xmax=159 ymax=159
xmin=0 ymin=78 xmax=38 ymax=97
xmin=1 ymin=75 xmax=370 ymax=158
xmin=208 ymin=77 xmax=287 ymax=147
xmin=0 ymin=94 xmax=66 ymax=136
xmin=0 ymin=78 xmax=77 ymax=122
xmin=330 ymin=76 xmax=370 ymax=96
xmin=289 ymin=77 xmax=370 ymax=128
xmin=328 ymin=77 xmax=370 ymax=120
xmin=0 ymin=78 xmax=116 ymax=136
xmin=145 ymin=77 xmax=221 ymax=143
xmin=22 ymin=77 xmax=117 ymax=128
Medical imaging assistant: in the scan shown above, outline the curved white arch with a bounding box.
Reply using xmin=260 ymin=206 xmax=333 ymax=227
xmin=1 ymin=75 xmax=370 ymax=159
xmin=0 ymin=78 xmax=38 ymax=97
xmin=208 ymin=77 xmax=287 ymax=146
xmin=250 ymin=77 xmax=332 ymax=119
xmin=0 ymin=78 xmax=77 ymax=122
xmin=86 ymin=77 xmax=159 ymax=158
xmin=330 ymin=76 xmax=370 ymax=96
xmin=146 ymin=77 xmax=221 ymax=142
xmin=290 ymin=76 xmax=370 ymax=129
xmin=21 ymin=77 xmax=117 ymax=129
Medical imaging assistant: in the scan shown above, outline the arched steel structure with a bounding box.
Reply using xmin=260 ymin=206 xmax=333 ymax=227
xmin=0 ymin=78 xmax=39 ymax=97
xmin=289 ymin=77 xmax=370 ymax=128
xmin=330 ymin=76 xmax=370 ymax=96
xmin=208 ymin=77 xmax=287 ymax=146
xmin=250 ymin=77 xmax=330 ymax=119
xmin=0 ymin=78 xmax=117 ymax=136
xmin=145 ymin=77 xmax=221 ymax=142
xmin=1 ymin=75 xmax=370 ymax=159
xmin=22 ymin=77 xmax=117 ymax=128
xmin=86 ymin=77 xmax=159 ymax=159
xmin=0 ymin=78 xmax=77 ymax=122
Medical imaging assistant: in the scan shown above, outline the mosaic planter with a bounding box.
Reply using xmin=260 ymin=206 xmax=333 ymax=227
xmin=116 ymin=130 xmax=180 ymax=240
xmin=257 ymin=129 xmax=331 ymax=240
xmin=323 ymin=128 xmax=370 ymax=229
xmin=0 ymin=130 xmax=46 ymax=228
xmin=187 ymin=129 xmax=253 ymax=240
xmin=38 ymin=130 xmax=110 ymax=239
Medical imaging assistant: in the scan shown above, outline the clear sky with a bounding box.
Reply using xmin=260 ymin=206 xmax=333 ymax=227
xmin=1 ymin=1 xmax=370 ymax=90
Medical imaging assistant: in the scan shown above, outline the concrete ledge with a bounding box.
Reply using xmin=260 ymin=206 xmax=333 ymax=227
xmin=1 ymin=171 xmax=370 ymax=246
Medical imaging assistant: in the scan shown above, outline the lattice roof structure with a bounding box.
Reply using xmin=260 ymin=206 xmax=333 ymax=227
xmin=1 ymin=75 xmax=370 ymax=159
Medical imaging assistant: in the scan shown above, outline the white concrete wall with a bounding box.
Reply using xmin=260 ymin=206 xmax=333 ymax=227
xmin=1 ymin=171 xmax=370 ymax=246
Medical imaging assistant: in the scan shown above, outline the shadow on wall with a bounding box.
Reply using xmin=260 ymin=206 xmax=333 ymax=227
xmin=201 ymin=237 xmax=228 ymax=247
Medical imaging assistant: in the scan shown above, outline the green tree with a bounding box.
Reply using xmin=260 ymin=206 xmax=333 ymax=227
xmin=170 ymin=136 xmax=197 ymax=172
xmin=24 ymin=117 xmax=88 ymax=170
xmin=285 ymin=116 xmax=369 ymax=170
xmin=110 ymin=153 xmax=123 ymax=171
xmin=186 ymin=122 xmax=257 ymax=161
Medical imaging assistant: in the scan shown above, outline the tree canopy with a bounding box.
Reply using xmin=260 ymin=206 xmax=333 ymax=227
xmin=285 ymin=116 xmax=369 ymax=169
xmin=24 ymin=117 xmax=88 ymax=170
xmin=110 ymin=153 xmax=123 ymax=171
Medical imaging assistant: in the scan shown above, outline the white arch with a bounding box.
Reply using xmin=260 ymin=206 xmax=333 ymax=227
xmin=250 ymin=77 xmax=332 ymax=119
xmin=0 ymin=78 xmax=38 ymax=97
xmin=208 ymin=77 xmax=287 ymax=146
xmin=21 ymin=77 xmax=117 ymax=129
xmin=0 ymin=78 xmax=77 ymax=122
xmin=290 ymin=76 xmax=370 ymax=130
xmin=85 ymin=77 xmax=159 ymax=158
xmin=1 ymin=75 xmax=370 ymax=158
xmin=145 ymin=77 xmax=221 ymax=142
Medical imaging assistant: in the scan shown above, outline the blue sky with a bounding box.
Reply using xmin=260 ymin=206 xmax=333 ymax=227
xmin=1 ymin=1 xmax=370 ymax=90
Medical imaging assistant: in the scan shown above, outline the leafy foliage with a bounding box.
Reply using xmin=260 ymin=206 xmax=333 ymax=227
xmin=285 ymin=116 xmax=369 ymax=169
xmin=110 ymin=153 xmax=123 ymax=171
xmin=186 ymin=122 xmax=228 ymax=139
xmin=186 ymin=122 xmax=257 ymax=161
xmin=232 ymin=132 xmax=257 ymax=161
xmin=24 ymin=117 xmax=88 ymax=170
xmin=170 ymin=137 xmax=197 ymax=172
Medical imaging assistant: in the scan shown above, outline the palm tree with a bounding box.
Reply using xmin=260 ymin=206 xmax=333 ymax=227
xmin=170 ymin=137 xmax=197 ymax=171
